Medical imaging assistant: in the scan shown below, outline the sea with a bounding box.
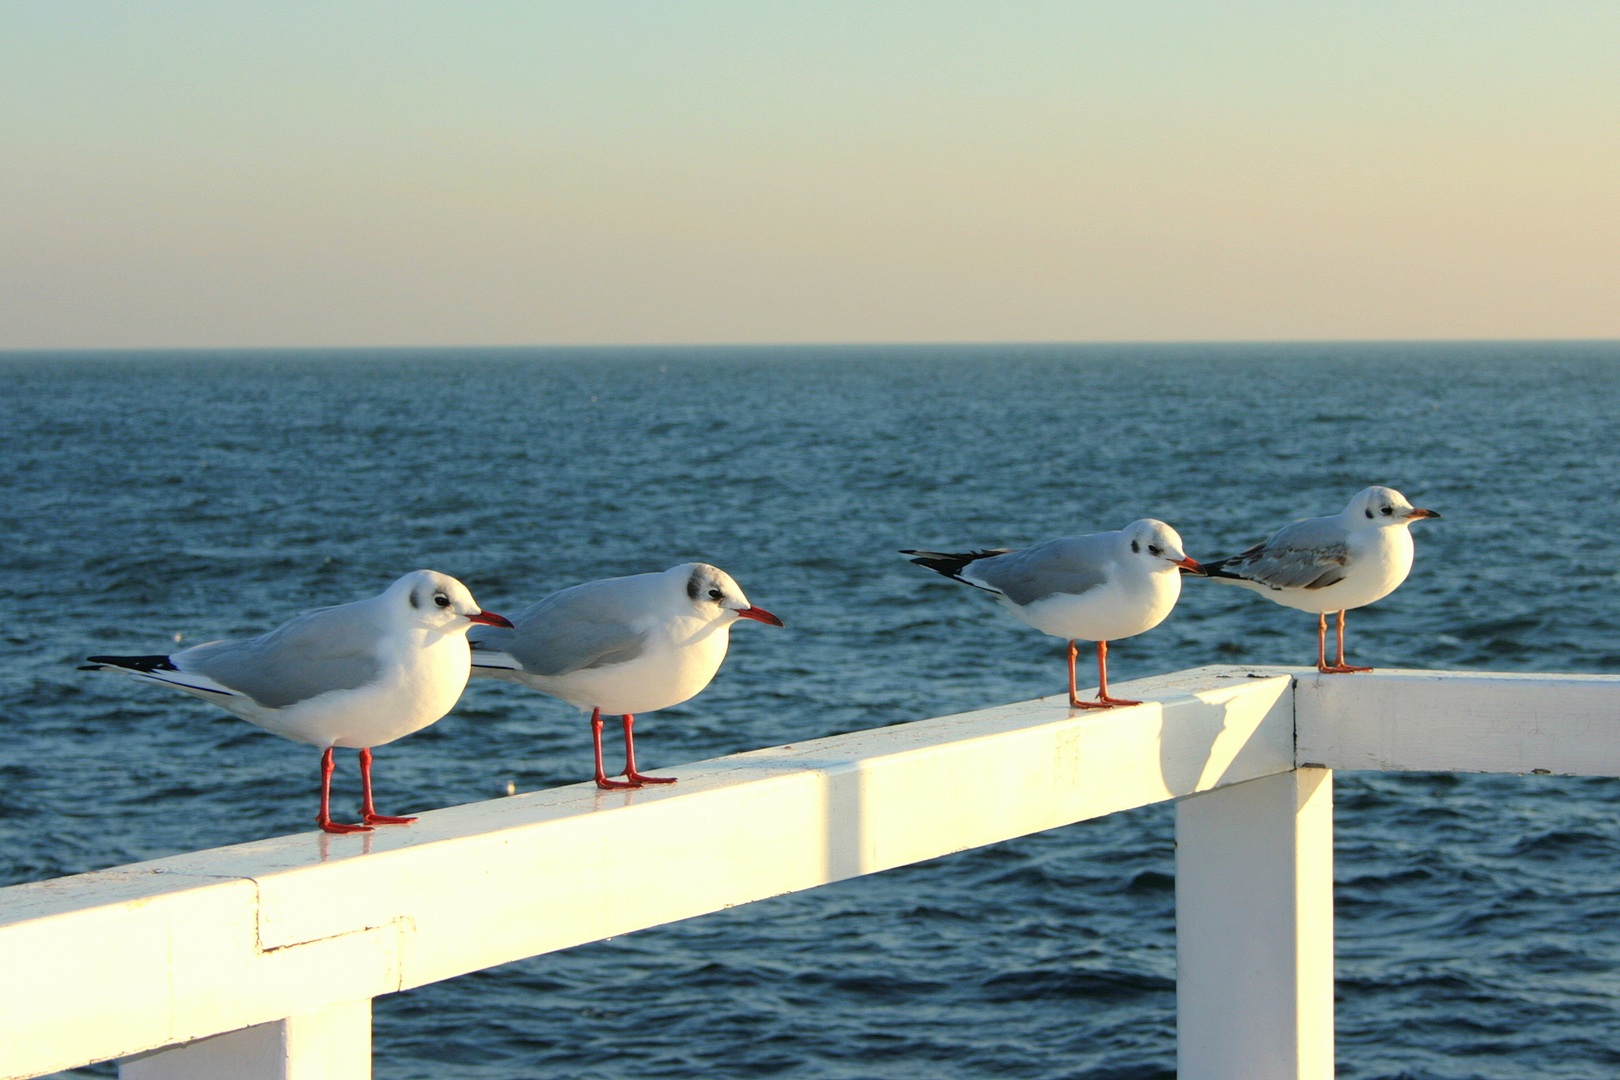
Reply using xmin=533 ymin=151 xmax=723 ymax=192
xmin=2 ymin=341 xmax=1618 ymax=1080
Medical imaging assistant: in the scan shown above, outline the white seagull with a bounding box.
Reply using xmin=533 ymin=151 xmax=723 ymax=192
xmin=467 ymin=563 xmax=782 ymax=790
xmin=903 ymin=519 xmax=1204 ymax=708
xmin=83 ymin=570 xmax=512 ymax=834
xmin=1199 ymin=485 xmax=1440 ymax=673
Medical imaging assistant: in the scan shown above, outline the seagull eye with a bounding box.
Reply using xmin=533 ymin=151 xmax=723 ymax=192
xmin=1380 ymin=506 xmax=1393 ymax=516
xmin=1148 ymin=544 xmax=1162 ymax=556
xmin=434 ymin=594 xmax=451 ymax=608
xmin=707 ymin=588 xmax=724 ymax=600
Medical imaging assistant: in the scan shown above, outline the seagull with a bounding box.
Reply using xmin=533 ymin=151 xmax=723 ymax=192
xmin=903 ymin=519 xmax=1203 ymax=708
xmin=82 ymin=570 xmax=512 ymax=834
xmin=467 ymin=563 xmax=782 ymax=790
xmin=1197 ymin=485 xmax=1440 ymax=673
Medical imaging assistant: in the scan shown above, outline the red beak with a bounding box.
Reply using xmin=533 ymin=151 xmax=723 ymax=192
xmin=1406 ymin=507 xmax=1441 ymax=520
xmin=736 ymin=605 xmax=783 ymax=627
xmin=467 ymin=610 xmax=514 ymax=628
xmin=1176 ymin=556 xmax=1206 ymax=576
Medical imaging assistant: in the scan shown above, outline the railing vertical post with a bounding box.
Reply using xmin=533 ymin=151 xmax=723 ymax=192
xmin=1175 ymin=768 xmax=1334 ymax=1080
xmin=119 ymin=999 xmax=372 ymax=1080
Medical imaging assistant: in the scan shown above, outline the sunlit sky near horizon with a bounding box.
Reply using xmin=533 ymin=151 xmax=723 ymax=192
xmin=3 ymin=2 xmax=1618 ymax=350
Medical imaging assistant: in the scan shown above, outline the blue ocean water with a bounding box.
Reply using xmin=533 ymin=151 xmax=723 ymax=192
xmin=2 ymin=341 xmax=1618 ymax=1079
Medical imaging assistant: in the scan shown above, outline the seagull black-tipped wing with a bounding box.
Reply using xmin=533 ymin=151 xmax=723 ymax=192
xmin=178 ymin=607 xmax=385 ymax=708
xmin=1204 ymin=517 xmax=1352 ymax=591
xmin=470 ymin=577 xmax=652 ymax=677
xmin=904 ymin=535 xmax=1112 ymax=607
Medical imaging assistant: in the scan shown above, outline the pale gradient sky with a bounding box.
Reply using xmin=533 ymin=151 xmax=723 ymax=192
xmin=2 ymin=2 xmax=1618 ymax=349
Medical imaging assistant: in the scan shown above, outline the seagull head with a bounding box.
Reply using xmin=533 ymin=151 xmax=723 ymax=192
xmin=1344 ymin=486 xmax=1441 ymax=528
xmin=681 ymin=563 xmax=783 ymax=627
xmin=395 ymin=570 xmax=513 ymax=631
xmin=1123 ymin=519 xmax=1204 ymax=575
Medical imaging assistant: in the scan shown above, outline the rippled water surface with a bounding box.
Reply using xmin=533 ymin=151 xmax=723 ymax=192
xmin=3 ymin=342 xmax=1619 ymax=1079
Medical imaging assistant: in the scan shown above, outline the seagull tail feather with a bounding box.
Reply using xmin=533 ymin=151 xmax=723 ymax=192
xmin=80 ymin=654 xmax=240 ymax=697
xmin=82 ymin=653 xmax=180 ymax=673
xmin=899 ymin=548 xmax=1010 ymax=589
xmin=1192 ymin=539 xmax=1271 ymax=582
xmin=468 ymin=647 xmax=524 ymax=675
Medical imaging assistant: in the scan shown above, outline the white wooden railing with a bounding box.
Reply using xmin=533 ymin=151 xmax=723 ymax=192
xmin=4 ymin=665 xmax=1618 ymax=1080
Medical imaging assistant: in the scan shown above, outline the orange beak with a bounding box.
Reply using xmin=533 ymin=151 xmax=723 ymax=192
xmin=1176 ymin=556 xmax=1206 ymax=576
xmin=467 ymin=610 xmax=514 ymax=628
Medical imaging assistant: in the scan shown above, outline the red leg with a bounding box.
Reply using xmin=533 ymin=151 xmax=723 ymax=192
xmin=1321 ymin=609 xmax=1371 ymax=674
xmin=623 ymin=714 xmax=676 ymax=786
xmin=1072 ymin=640 xmax=1142 ymax=709
xmin=1067 ymin=639 xmax=1083 ymax=707
xmin=592 ymin=707 xmax=639 ymax=790
xmin=316 ymin=747 xmax=370 ymax=834
xmin=359 ymin=747 xmax=416 ymax=826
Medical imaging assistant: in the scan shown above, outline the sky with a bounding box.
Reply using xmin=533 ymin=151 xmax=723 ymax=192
xmin=2 ymin=2 xmax=1618 ymax=350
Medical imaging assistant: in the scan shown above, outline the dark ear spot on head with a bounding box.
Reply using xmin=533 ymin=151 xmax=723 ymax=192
xmin=1130 ymin=540 xmax=1140 ymax=553
xmin=687 ymin=570 xmax=702 ymax=601
xmin=409 ymin=588 xmax=421 ymax=609
xmin=1365 ymin=508 xmax=1374 ymax=519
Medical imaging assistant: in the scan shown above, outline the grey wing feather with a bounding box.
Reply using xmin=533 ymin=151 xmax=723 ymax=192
xmin=470 ymin=579 xmax=651 ymax=677
xmin=967 ymin=535 xmax=1111 ymax=607
xmin=180 ymin=606 xmax=384 ymax=709
xmin=1224 ymin=518 xmax=1352 ymax=591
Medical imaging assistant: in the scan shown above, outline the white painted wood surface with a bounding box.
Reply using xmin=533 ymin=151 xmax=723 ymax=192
xmin=1176 ymin=769 xmax=1334 ymax=1080
xmin=0 ymin=667 xmax=1293 ymax=1080
xmin=3 ymin=666 xmax=1618 ymax=1080
xmin=121 ymin=1001 xmax=371 ymax=1080
xmin=1295 ymin=668 xmax=1620 ymax=775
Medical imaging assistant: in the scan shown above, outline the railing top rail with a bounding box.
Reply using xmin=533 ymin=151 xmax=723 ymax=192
xmin=1295 ymin=666 xmax=1620 ymax=775
xmin=3 ymin=664 xmax=1295 ymax=1078
xmin=5 ymin=665 xmax=1619 ymax=1079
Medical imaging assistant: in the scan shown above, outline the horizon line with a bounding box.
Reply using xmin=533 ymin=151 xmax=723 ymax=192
xmin=3 ymin=336 xmax=1619 ymax=358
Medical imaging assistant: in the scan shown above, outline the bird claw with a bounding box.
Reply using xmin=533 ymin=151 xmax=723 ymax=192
xmin=317 ymin=818 xmax=373 ymax=834
xmin=362 ymin=812 xmax=417 ymax=826
xmin=1069 ymin=696 xmax=1146 ymax=712
xmin=1069 ymin=695 xmax=1142 ymax=710
xmin=595 ymin=772 xmax=677 ymax=790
